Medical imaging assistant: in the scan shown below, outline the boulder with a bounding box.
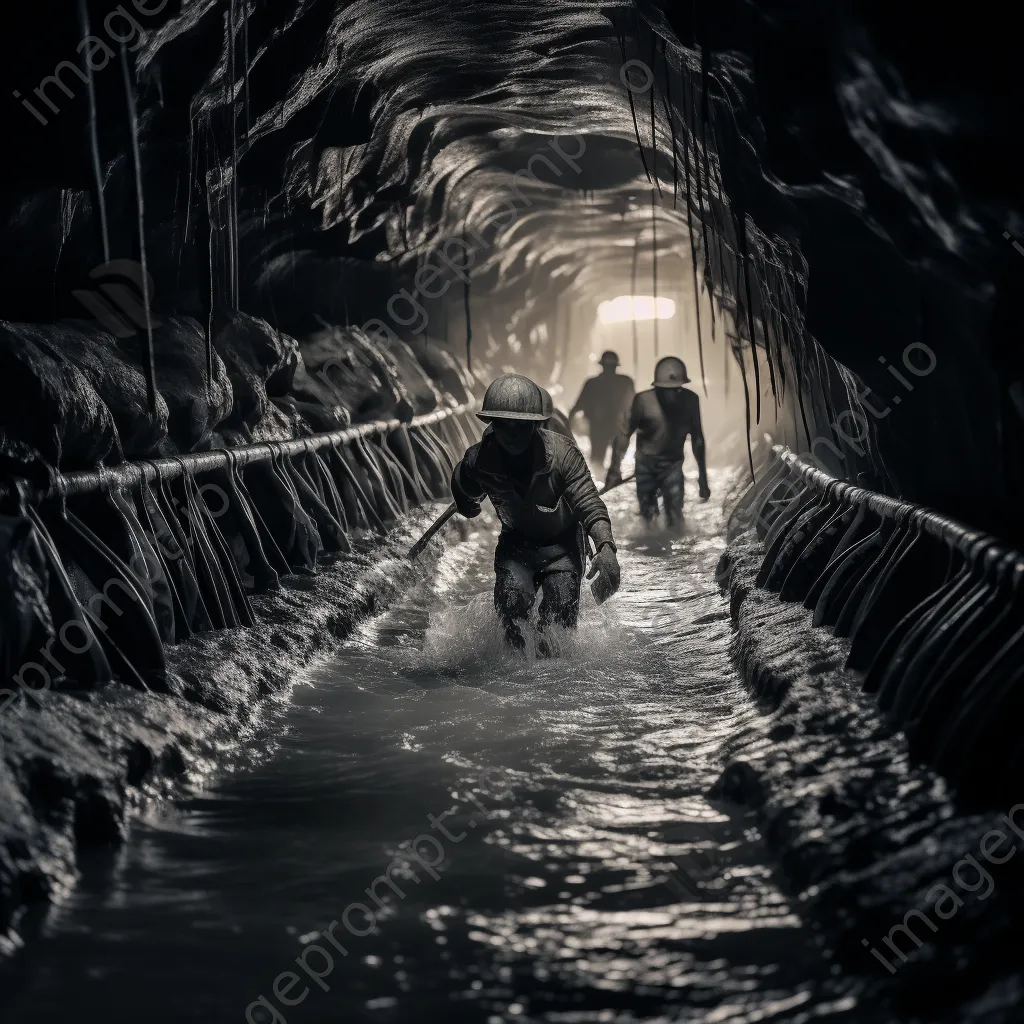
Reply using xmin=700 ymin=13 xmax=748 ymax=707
xmin=0 ymin=322 xmax=118 ymax=476
xmin=212 ymin=312 xmax=297 ymax=432
xmin=50 ymin=319 xmax=171 ymax=459
xmin=118 ymin=316 xmax=233 ymax=454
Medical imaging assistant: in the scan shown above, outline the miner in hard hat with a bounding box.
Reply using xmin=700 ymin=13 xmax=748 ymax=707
xmin=606 ymin=356 xmax=710 ymax=527
xmin=451 ymin=373 xmax=621 ymax=653
xmin=482 ymin=387 xmax=574 ymax=441
xmin=568 ymin=351 xmax=635 ymax=470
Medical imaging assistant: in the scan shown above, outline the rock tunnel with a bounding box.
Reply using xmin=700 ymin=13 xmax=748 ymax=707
xmin=0 ymin=2 xmax=1021 ymax=1022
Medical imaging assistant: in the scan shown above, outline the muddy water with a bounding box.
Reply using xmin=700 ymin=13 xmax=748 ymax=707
xmin=0 ymin=468 xmax=879 ymax=1023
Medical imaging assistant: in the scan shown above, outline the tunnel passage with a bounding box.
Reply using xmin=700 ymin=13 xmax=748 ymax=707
xmin=1 ymin=2 xmax=1023 ymax=1022
xmin=2 ymin=1 xmax=1019 ymax=529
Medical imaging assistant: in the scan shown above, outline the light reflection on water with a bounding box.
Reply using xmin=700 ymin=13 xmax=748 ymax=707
xmin=0 ymin=469 xmax=878 ymax=1023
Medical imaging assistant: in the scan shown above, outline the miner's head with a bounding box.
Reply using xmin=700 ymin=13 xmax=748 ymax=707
xmin=477 ymin=373 xmax=546 ymax=454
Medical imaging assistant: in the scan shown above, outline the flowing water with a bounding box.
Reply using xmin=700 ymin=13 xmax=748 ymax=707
xmin=0 ymin=468 xmax=878 ymax=1023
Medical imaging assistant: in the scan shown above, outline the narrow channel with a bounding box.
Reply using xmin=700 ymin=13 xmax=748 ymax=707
xmin=0 ymin=470 xmax=876 ymax=1023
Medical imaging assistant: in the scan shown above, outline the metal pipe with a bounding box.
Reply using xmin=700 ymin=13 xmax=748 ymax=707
xmin=773 ymin=445 xmax=1023 ymax=571
xmin=6 ymin=404 xmax=476 ymax=504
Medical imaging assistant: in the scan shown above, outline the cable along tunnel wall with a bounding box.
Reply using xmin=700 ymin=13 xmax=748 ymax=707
xmin=0 ymin=404 xmax=481 ymax=699
xmin=726 ymin=446 xmax=1024 ymax=810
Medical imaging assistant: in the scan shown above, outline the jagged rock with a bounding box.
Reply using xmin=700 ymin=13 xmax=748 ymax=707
xmin=121 ymin=317 xmax=234 ymax=454
xmin=296 ymin=325 xmax=416 ymax=424
xmin=407 ymin=338 xmax=476 ymax=407
xmin=0 ymin=322 xmax=118 ymax=476
xmin=49 ymin=319 xmax=171 ymax=459
xmin=0 ymin=514 xmax=54 ymax=688
xmin=212 ymin=312 xmax=297 ymax=434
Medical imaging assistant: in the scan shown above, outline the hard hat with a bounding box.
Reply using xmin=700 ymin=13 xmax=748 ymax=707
xmin=539 ymin=387 xmax=554 ymax=418
xmin=477 ymin=373 xmax=547 ymax=421
xmin=598 ymin=350 xmax=620 ymax=367
xmin=652 ymin=356 xmax=690 ymax=387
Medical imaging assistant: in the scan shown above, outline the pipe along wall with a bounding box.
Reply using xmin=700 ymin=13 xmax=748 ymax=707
xmin=724 ymin=447 xmax=1024 ymax=811
xmin=1 ymin=406 xmax=481 ymax=702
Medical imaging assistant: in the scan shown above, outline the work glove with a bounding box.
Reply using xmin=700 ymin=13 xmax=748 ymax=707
xmin=698 ymin=477 xmax=711 ymax=502
xmin=454 ymin=493 xmax=481 ymax=519
xmin=587 ymin=543 xmax=621 ymax=604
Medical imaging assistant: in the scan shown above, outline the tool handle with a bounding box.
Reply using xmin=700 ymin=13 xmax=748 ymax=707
xmin=599 ymin=473 xmax=635 ymax=495
xmin=407 ymin=501 xmax=459 ymax=560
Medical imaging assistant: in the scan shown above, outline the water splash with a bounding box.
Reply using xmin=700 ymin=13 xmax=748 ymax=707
xmin=405 ymin=584 xmax=664 ymax=690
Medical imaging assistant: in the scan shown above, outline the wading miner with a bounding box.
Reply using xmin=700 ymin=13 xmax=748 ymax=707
xmin=452 ymin=373 xmax=621 ymax=654
xmin=606 ymin=356 xmax=710 ymax=528
xmin=568 ymin=350 xmax=635 ymax=470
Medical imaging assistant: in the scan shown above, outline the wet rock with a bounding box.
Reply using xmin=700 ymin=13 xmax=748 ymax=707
xmin=407 ymin=337 xmax=475 ymax=406
xmin=213 ymin=312 xmax=298 ymax=436
xmin=725 ymin=522 xmax=1024 ymax=1018
xmin=50 ymin=320 xmax=172 ymax=459
xmin=159 ymin=745 xmax=187 ymax=777
xmin=124 ymin=740 xmax=155 ymax=787
xmin=22 ymin=756 xmax=76 ymax=820
xmin=297 ymin=325 xmax=417 ymax=424
xmin=119 ymin=316 xmax=233 ymax=454
xmin=0 ymin=513 xmax=54 ymax=682
xmin=284 ymin=366 xmax=353 ymax=433
xmin=0 ymin=505 xmax=449 ymax=945
xmin=0 ymin=322 xmax=118 ymax=476
xmin=382 ymin=337 xmax=444 ymax=413
xmin=73 ymin=779 xmax=126 ymax=847
xmin=715 ymin=549 xmax=732 ymax=588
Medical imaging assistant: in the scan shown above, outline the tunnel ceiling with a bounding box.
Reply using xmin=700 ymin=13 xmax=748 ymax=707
xmin=3 ymin=1 xmax=696 ymax=318
xmin=1 ymin=0 xmax=1021 ymax=539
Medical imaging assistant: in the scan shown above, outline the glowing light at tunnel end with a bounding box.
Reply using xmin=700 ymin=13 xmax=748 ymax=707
xmin=598 ymin=295 xmax=675 ymax=324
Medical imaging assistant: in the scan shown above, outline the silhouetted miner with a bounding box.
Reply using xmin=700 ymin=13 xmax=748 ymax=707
xmin=606 ymin=356 xmax=710 ymax=528
xmin=569 ymin=351 xmax=635 ymax=469
xmin=452 ymin=373 xmax=621 ymax=653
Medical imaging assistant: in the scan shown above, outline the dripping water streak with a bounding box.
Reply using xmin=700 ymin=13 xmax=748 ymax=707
xmin=243 ymin=0 xmax=251 ymax=139
xmin=648 ymin=31 xmax=661 ymax=196
xmin=661 ymin=40 xmax=678 ymax=210
xmin=463 ymin=233 xmax=473 ymax=372
xmin=616 ymin=21 xmax=653 ymax=187
xmin=679 ymin=83 xmax=706 ymax=395
xmin=120 ymin=41 xmax=157 ymax=417
xmin=651 ymin=189 xmax=658 ymax=359
xmin=630 ymin=234 xmax=640 ymax=376
xmin=687 ymin=65 xmax=716 ymax=372
xmin=79 ymin=0 xmax=110 ymax=264
xmin=226 ymin=3 xmax=239 ymax=310
xmin=737 ymin=213 xmax=762 ymax=425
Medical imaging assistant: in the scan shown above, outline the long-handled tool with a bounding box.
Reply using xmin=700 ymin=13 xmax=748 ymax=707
xmin=407 ymin=501 xmax=458 ymax=560
xmin=410 ymin=473 xmax=634 ymax=561
xmin=600 ymin=473 xmax=635 ymax=495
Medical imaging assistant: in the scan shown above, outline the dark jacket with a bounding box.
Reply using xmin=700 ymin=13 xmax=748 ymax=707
xmin=452 ymin=428 xmax=613 ymax=546
xmin=615 ymin=387 xmax=704 ymax=461
xmin=570 ymin=372 xmax=634 ymax=434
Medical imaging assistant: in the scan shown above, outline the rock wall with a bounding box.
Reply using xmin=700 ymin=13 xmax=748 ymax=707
xmin=721 ymin=524 xmax=1024 ymax=1023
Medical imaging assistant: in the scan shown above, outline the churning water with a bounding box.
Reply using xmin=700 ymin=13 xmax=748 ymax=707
xmin=0 ymin=469 xmax=882 ymax=1023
